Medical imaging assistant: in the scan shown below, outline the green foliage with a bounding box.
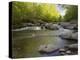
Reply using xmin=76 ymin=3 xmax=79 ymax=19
xmin=11 ymin=2 xmax=78 ymax=29
xmin=63 ymin=5 xmax=78 ymax=21
xmin=11 ymin=1 xmax=61 ymax=28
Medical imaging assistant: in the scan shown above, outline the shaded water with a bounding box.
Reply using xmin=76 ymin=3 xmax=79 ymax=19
xmin=12 ymin=30 xmax=75 ymax=58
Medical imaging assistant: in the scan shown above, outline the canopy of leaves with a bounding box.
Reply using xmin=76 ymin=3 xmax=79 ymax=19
xmin=11 ymin=2 xmax=61 ymax=28
xmin=11 ymin=2 xmax=78 ymax=29
xmin=63 ymin=5 xmax=78 ymax=21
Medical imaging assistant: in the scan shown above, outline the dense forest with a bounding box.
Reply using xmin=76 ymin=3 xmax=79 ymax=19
xmin=11 ymin=2 xmax=78 ymax=29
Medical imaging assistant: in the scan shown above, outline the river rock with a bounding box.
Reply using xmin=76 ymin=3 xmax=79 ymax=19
xmin=60 ymin=52 xmax=66 ymax=55
xmin=65 ymin=50 xmax=72 ymax=54
xmin=38 ymin=44 xmax=59 ymax=55
xmin=45 ymin=23 xmax=60 ymax=30
xmin=59 ymin=22 xmax=70 ymax=28
xmin=59 ymin=48 xmax=66 ymax=52
xmin=12 ymin=26 xmax=41 ymax=31
xmin=59 ymin=28 xmax=73 ymax=38
xmin=71 ymin=32 xmax=78 ymax=40
xmin=59 ymin=29 xmax=78 ymax=41
xmin=66 ymin=44 xmax=78 ymax=54
xmin=73 ymin=24 xmax=78 ymax=32
xmin=68 ymin=44 xmax=78 ymax=49
xmin=64 ymin=24 xmax=76 ymax=30
xmin=67 ymin=24 xmax=78 ymax=30
xmin=59 ymin=22 xmax=77 ymax=30
xmin=27 ymin=23 xmax=34 ymax=26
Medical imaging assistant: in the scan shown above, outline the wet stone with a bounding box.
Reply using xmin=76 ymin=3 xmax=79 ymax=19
xmin=66 ymin=50 xmax=72 ymax=55
xmin=59 ymin=48 xmax=66 ymax=52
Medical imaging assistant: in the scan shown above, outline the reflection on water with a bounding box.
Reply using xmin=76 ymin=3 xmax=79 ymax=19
xmin=12 ymin=30 xmax=74 ymax=58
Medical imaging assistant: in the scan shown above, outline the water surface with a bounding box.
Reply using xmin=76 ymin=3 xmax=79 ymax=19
xmin=12 ymin=30 xmax=74 ymax=58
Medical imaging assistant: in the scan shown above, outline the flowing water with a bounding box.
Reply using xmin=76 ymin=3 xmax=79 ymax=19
xmin=12 ymin=30 xmax=75 ymax=58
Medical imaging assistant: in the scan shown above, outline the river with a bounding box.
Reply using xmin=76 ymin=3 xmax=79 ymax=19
xmin=12 ymin=30 xmax=75 ymax=58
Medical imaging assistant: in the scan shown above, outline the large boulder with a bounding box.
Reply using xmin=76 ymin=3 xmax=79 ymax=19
xmin=59 ymin=28 xmax=78 ymax=41
xmin=59 ymin=22 xmax=71 ymax=29
xmin=66 ymin=24 xmax=78 ymax=30
xmin=59 ymin=22 xmax=78 ymax=30
xmin=45 ymin=23 xmax=60 ymax=30
xmin=59 ymin=28 xmax=73 ymax=37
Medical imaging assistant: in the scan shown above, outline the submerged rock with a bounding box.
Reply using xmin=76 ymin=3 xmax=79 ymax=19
xmin=38 ymin=44 xmax=59 ymax=55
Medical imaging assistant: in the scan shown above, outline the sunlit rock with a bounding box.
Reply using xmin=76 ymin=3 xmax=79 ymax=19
xmin=12 ymin=26 xmax=41 ymax=31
